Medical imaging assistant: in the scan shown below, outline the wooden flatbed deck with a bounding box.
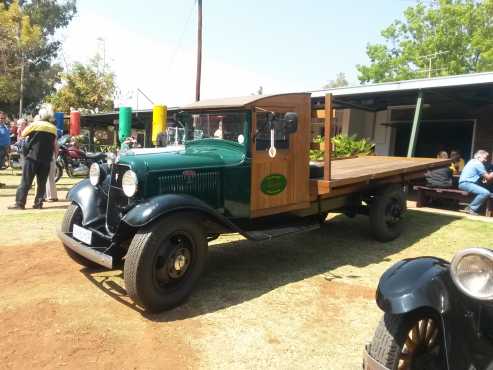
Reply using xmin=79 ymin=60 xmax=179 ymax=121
xmin=309 ymin=156 xmax=450 ymax=200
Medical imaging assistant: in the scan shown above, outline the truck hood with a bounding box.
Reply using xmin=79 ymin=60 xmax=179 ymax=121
xmin=117 ymin=140 xmax=246 ymax=172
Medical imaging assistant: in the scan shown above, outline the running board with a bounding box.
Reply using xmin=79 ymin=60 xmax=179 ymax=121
xmin=243 ymin=222 xmax=320 ymax=241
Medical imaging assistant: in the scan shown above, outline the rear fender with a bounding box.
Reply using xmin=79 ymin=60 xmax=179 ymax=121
xmin=67 ymin=179 xmax=107 ymax=226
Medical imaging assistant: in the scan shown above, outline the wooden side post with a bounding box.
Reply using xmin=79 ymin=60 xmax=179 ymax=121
xmin=407 ymin=90 xmax=424 ymax=157
xmin=324 ymin=93 xmax=333 ymax=182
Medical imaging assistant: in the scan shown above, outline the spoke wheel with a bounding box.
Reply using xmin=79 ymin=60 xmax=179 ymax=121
xmin=398 ymin=318 xmax=441 ymax=370
xmin=368 ymin=313 xmax=446 ymax=370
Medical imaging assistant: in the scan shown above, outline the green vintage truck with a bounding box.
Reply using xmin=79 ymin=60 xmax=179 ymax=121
xmin=58 ymin=93 xmax=448 ymax=312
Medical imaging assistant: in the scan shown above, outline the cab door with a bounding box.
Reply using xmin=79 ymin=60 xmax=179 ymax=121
xmin=250 ymin=94 xmax=311 ymax=218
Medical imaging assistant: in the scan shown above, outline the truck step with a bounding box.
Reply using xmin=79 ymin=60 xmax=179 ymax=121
xmin=243 ymin=221 xmax=320 ymax=241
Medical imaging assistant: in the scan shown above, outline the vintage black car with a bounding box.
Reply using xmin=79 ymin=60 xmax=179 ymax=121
xmin=364 ymin=248 xmax=493 ymax=370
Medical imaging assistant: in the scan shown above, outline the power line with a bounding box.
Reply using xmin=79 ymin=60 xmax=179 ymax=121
xmin=167 ymin=0 xmax=197 ymax=72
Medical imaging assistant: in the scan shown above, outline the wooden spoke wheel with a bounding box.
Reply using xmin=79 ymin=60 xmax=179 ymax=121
xmin=369 ymin=313 xmax=446 ymax=370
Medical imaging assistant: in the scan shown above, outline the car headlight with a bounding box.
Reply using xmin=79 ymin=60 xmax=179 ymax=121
xmin=451 ymin=248 xmax=493 ymax=300
xmin=122 ymin=170 xmax=138 ymax=197
xmin=89 ymin=163 xmax=101 ymax=186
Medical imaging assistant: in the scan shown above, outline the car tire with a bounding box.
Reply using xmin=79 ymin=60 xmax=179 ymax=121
xmin=124 ymin=213 xmax=208 ymax=312
xmin=61 ymin=203 xmax=101 ymax=268
xmin=368 ymin=312 xmax=445 ymax=370
xmin=370 ymin=185 xmax=406 ymax=242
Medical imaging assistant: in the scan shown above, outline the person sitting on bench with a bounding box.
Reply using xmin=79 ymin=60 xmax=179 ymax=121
xmin=458 ymin=150 xmax=493 ymax=216
xmin=425 ymin=151 xmax=453 ymax=188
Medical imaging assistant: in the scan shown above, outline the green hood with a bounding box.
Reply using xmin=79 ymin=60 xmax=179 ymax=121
xmin=118 ymin=139 xmax=246 ymax=172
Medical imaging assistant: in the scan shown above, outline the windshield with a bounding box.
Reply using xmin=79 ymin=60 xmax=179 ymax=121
xmin=181 ymin=111 xmax=248 ymax=146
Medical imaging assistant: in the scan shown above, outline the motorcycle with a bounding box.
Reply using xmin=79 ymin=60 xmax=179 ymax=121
xmin=364 ymin=248 xmax=493 ymax=370
xmin=55 ymin=135 xmax=108 ymax=182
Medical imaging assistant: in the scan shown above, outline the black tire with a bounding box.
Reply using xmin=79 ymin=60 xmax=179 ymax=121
xmin=368 ymin=312 xmax=445 ymax=370
xmin=55 ymin=163 xmax=63 ymax=183
xmin=61 ymin=203 xmax=101 ymax=268
xmin=370 ymin=185 xmax=407 ymax=242
xmin=124 ymin=214 xmax=208 ymax=312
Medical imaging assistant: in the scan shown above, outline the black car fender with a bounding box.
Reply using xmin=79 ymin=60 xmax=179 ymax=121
xmin=376 ymin=257 xmax=452 ymax=315
xmin=122 ymin=193 xmax=244 ymax=235
xmin=67 ymin=178 xmax=107 ymax=226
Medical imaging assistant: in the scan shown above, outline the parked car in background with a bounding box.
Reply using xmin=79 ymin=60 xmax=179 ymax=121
xmin=364 ymin=248 xmax=493 ymax=370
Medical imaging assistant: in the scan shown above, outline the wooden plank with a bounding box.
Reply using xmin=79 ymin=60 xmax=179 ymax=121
xmin=251 ymin=201 xmax=311 ymax=218
xmin=323 ymin=93 xmax=332 ymax=182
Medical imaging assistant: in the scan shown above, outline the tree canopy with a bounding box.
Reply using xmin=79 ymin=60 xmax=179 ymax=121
xmin=324 ymin=72 xmax=349 ymax=88
xmin=48 ymin=54 xmax=117 ymax=113
xmin=357 ymin=0 xmax=493 ymax=83
xmin=0 ymin=0 xmax=76 ymax=115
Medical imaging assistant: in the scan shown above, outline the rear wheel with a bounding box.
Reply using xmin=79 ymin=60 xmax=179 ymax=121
xmin=370 ymin=186 xmax=406 ymax=242
xmin=124 ymin=214 xmax=208 ymax=312
xmin=61 ymin=204 xmax=101 ymax=268
xmin=368 ymin=312 xmax=446 ymax=370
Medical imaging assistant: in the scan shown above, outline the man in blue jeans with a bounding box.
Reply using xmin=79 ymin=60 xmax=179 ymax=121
xmin=459 ymin=150 xmax=493 ymax=215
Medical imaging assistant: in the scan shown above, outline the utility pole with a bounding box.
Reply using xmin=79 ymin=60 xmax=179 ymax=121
xmin=195 ymin=0 xmax=202 ymax=102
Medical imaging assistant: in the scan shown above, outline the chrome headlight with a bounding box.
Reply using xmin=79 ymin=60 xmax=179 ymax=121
xmin=106 ymin=152 xmax=116 ymax=166
xmin=451 ymin=248 xmax=493 ymax=301
xmin=122 ymin=170 xmax=138 ymax=197
xmin=89 ymin=163 xmax=101 ymax=186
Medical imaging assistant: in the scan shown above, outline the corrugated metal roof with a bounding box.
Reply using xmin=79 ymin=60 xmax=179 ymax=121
xmin=311 ymin=72 xmax=493 ymax=98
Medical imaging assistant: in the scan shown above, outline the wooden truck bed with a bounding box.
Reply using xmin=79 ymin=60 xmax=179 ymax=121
xmin=309 ymin=156 xmax=450 ymax=201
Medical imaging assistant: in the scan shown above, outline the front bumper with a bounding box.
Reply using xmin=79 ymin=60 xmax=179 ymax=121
xmin=57 ymin=229 xmax=113 ymax=269
xmin=363 ymin=348 xmax=390 ymax=370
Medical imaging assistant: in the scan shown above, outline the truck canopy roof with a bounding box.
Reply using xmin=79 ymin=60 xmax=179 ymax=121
xmin=181 ymin=93 xmax=310 ymax=111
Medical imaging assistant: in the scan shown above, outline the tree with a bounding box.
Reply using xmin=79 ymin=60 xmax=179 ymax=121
xmin=323 ymin=72 xmax=349 ymax=88
xmin=357 ymin=0 xmax=493 ymax=83
xmin=0 ymin=0 xmax=42 ymax=110
xmin=0 ymin=0 xmax=77 ymax=114
xmin=48 ymin=54 xmax=117 ymax=113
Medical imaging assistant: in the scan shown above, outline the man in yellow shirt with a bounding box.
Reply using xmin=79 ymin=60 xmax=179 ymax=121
xmin=450 ymin=150 xmax=465 ymax=175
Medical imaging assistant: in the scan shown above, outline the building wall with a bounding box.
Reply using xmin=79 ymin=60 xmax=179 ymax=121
xmin=474 ymin=105 xmax=493 ymax=155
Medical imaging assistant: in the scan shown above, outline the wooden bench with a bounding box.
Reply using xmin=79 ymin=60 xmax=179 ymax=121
xmin=414 ymin=185 xmax=493 ymax=217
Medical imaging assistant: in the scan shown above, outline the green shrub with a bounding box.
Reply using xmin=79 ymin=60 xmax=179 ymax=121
xmin=309 ymin=134 xmax=374 ymax=161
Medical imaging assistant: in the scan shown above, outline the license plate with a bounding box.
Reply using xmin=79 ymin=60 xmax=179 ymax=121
xmin=73 ymin=224 xmax=92 ymax=245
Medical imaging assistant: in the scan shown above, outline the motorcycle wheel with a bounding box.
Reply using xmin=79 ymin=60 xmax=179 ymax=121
xmin=55 ymin=163 xmax=63 ymax=183
xmin=368 ymin=312 xmax=446 ymax=370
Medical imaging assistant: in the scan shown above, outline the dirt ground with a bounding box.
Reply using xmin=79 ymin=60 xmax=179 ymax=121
xmin=2 ymin=169 xmax=493 ymax=369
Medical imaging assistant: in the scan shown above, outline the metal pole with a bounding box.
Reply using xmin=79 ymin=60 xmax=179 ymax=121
xmin=407 ymin=91 xmax=424 ymax=158
xmin=195 ymin=0 xmax=202 ymax=102
xmin=19 ymin=58 xmax=24 ymax=117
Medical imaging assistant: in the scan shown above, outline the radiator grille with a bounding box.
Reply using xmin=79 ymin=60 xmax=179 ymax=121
xmin=158 ymin=171 xmax=221 ymax=206
xmin=106 ymin=164 xmax=130 ymax=233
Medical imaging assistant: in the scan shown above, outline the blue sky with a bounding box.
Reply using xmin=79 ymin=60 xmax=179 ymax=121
xmin=61 ymin=0 xmax=413 ymax=107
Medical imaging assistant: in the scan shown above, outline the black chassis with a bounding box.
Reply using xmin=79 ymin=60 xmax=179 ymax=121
xmin=365 ymin=256 xmax=493 ymax=370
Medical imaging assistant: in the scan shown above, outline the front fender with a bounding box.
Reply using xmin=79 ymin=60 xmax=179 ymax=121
xmin=67 ymin=179 xmax=107 ymax=226
xmin=122 ymin=193 xmax=242 ymax=233
xmin=376 ymin=257 xmax=452 ymax=315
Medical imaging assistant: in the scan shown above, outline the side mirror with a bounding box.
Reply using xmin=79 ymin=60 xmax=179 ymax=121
xmin=283 ymin=112 xmax=298 ymax=134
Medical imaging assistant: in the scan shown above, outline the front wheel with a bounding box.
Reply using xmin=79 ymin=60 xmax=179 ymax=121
xmin=55 ymin=162 xmax=63 ymax=182
xmin=370 ymin=186 xmax=407 ymax=242
xmin=368 ymin=312 xmax=446 ymax=370
xmin=124 ymin=214 xmax=208 ymax=312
